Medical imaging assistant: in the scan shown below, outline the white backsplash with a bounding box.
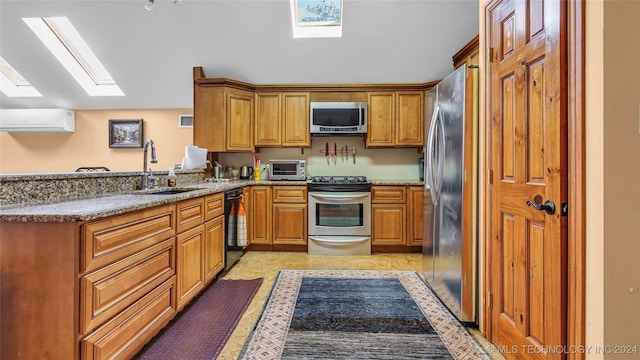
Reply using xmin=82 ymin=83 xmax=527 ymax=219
xmin=218 ymin=136 xmax=423 ymax=181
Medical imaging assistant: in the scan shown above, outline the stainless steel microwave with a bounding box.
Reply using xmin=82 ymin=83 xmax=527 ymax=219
xmin=310 ymin=102 xmax=367 ymax=135
xmin=269 ymin=160 xmax=306 ymax=180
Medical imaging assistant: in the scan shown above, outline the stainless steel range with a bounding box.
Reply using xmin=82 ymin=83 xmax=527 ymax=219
xmin=307 ymin=176 xmax=372 ymax=255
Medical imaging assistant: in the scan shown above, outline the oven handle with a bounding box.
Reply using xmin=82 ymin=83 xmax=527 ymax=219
xmin=309 ymin=236 xmax=370 ymax=244
xmin=309 ymin=193 xmax=370 ymax=202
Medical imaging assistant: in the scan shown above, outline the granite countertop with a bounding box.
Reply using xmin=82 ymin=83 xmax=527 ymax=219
xmin=370 ymin=180 xmax=424 ymax=186
xmin=0 ymin=181 xmax=250 ymax=223
xmin=0 ymin=179 xmax=419 ymax=223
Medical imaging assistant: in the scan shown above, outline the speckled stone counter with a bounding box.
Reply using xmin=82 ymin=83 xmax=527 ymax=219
xmin=0 ymin=170 xmax=207 ymax=206
xmin=0 ymin=172 xmax=308 ymax=222
xmin=0 ymin=173 xmax=418 ymax=223
xmin=370 ymin=180 xmax=424 ymax=186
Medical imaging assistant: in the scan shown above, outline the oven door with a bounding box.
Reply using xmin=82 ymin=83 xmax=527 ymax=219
xmin=308 ymin=192 xmax=371 ymax=236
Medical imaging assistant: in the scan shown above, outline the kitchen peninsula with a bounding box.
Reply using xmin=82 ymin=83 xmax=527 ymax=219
xmin=0 ymin=170 xmax=424 ymax=359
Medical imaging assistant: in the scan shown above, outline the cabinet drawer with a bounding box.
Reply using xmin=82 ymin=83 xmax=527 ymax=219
xmin=204 ymin=192 xmax=224 ymax=221
xmin=371 ymin=186 xmax=406 ymax=203
xmin=82 ymin=205 xmax=176 ymax=272
xmin=81 ymin=238 xmax=176 ymax=334
xmin=177 ymin=197 xmax=205 ymax=233
xmin=82 ymin=278 xmax=177 ymax=360
xmin=272 ymin=186 xmax=307 ymax=203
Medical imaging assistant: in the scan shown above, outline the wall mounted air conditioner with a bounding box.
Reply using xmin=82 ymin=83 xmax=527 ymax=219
xmin=0 ymin=109 xmax=75 ymax=132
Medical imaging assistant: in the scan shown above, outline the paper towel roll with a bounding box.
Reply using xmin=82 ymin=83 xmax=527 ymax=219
xmin=182 ymin=146 xmax=207 ymax=170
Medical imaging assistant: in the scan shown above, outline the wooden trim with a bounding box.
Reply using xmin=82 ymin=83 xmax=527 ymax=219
xmin=452 ymin=34 xmax=480 ymax=68
xmin=567 ymin=1 xmax=586 ymax=359
xmin=481 ymin=0 xmax=501 ymax=340
xmin=193 ymin=67 xmax=439 ymax=92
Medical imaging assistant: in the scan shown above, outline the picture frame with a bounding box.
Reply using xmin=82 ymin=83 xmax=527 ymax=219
xmin=109 ymin=119 xmax=143 ymax=148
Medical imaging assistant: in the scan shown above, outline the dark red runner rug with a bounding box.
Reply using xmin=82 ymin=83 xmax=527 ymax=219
xmin=134 ymin=278 xmax=263 ymax=360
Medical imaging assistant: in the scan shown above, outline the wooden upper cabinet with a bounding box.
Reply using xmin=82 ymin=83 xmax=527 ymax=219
xmin=367 ymin=92 xmax=395 ymax=146
xmin=226 ymin=89 xmax=254 ymax=152
xmin=367 ymin=91 xmax=424 ymax=147
xmin=396 ymin=92 xmax=424 ymax=146
xmin=255 ymin=92 xmax=310 ymax=148
xmin=255 ymin=92 xmax=282 ymax=146
xmin=282 ymin=93 xmax=310 ymax=147
xmin=192 ymin=72 xmax=254 ymax=152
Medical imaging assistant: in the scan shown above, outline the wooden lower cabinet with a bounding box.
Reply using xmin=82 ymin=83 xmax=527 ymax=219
xmin=371 ymin=185 xmax=423 ymax=252
xmin=272 ymin=186 xmax=307 ymax=247
xmin=407 ymin=186 xmax=426 ymax=247
xmin=81 ymin=278 xmax=177 ymax=360
xmin=176 ymin=224 xmax=206 ymax=310
xmin=272 ymin=203 xmax=307 ymax=245
xmin=371 ymin=203 xmax=406 ymax=245
xmin=1 ymin=193 xmax=230 ymax=360
xmin=247 ymin=185 xmax=306 ymax=250
xmin=204 ymin=214 xmax=225 ymax=283
xmin=249 ymin=186 xmax=272 ymax=245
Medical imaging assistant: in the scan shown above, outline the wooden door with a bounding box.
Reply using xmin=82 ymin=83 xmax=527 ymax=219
xmin=487 ymin=0 xmax=567 ymax=359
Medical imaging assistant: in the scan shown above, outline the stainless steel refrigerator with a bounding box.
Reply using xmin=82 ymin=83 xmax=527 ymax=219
xmin=423 ymin=64 xmax=478 ymax=323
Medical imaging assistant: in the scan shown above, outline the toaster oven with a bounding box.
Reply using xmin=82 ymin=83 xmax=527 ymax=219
xmin=268 ymin=160 xmax=306 ymax=180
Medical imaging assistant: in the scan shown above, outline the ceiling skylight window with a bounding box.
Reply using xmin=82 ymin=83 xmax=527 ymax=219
xmin=23 ymin=17 xmax=124 ymax=96
xmin=290 ymin=0 xmax=343 ymax=38
xmin=0 ymin=56 xmax=42 ymax=97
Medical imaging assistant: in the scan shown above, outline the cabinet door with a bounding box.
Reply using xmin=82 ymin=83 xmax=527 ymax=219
xmin=272 ymin=203 xmax=307 ymax=245
xmin=282 ymin=92 xmax=310 ymax=147
xmin=371 ymin=204 xmax=406 ymax=245
xmin=194 ymin=86 xmax=226 ymax=152
xmin=407 ymin=186 xmax=424 ymax=247
xmin=226 ymin=90 xmax=254 ymax=152
xmin=250 ymin=186 xmax=272 ymax=245
xmin=366 ymin=92 xmax=395 ymax=147
xmin=396 ymin=92 xmax=424 ymax=146
xmin=203 ymin=215 xmax=224 ymax=284
xmin=176 ymin=225 xmax=205 ymax=310
xmin=255 ymin=92 xmax=282 ymax=146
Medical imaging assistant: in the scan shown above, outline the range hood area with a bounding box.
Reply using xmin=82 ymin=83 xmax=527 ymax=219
xmin=0 ymin=109 xmax=75 ymax=132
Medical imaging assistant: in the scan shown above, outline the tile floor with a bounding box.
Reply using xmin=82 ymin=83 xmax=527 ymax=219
xmin=216 ymin=251 xmax=504 ymax=360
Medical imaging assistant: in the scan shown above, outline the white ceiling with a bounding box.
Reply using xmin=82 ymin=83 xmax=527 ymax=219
xmin=0 ymin=0 xmax=479 ymax=110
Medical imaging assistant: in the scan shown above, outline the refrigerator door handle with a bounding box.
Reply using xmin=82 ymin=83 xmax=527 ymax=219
xmin=435 ymin=113 xmax=446 ymax=203
xmin=426 ymin=106 xmax=439 ymax=205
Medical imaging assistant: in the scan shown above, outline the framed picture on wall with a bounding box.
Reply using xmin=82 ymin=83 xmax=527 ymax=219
xmin=109 ymin=119 xmax=143 ymax=148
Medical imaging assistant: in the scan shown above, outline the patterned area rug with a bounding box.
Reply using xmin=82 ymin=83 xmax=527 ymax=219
xmin=239 ymin=270 xmax=490 ymax=360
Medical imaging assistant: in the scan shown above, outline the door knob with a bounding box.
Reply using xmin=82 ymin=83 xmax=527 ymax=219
xmin=526 ymin=199 xmax=556 ymax=215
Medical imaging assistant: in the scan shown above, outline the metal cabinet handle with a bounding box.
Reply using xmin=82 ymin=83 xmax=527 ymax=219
xmin=526 ymin=199 xmax=556 ymax=215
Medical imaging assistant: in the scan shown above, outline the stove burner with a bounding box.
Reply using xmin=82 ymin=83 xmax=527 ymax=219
xmin=308 ymin=175 xmax=371 ymax=192
xmin=310 ymin=175 xmax=368 ymax=184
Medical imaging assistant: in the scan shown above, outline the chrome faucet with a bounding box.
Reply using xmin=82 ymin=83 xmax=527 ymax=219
xmin=141 ymin=139 xmax=158 ymax=189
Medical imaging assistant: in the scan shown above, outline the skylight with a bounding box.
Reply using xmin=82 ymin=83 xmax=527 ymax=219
xmin=23 ymin=17 xmax=124 ymax=96
xmin=290 ymin=0 xmax=343 ymax=38
xmin=0 ymin=56 xmax=42 ymax=97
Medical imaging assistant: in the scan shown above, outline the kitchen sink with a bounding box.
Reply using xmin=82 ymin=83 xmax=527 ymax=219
xmin=137 ymin=188 xmax=199 ymax=195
